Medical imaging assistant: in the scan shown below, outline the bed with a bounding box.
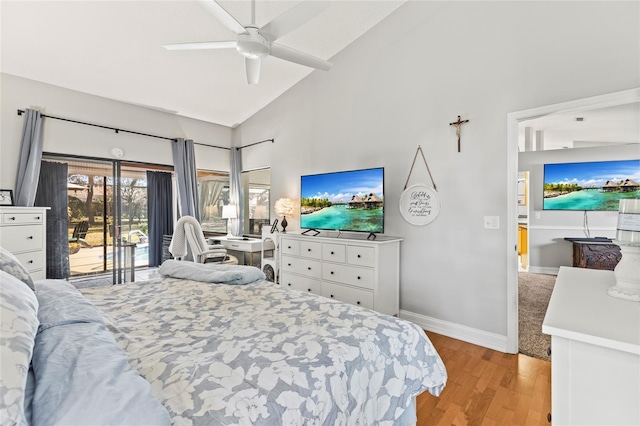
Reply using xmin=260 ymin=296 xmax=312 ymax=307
xmin=1 ymin=253 xmax=447 ymax=426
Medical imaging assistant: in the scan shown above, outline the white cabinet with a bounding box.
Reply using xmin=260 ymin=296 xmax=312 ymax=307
xmin=542 ymin=267 xmax=640 ymax=425
xmin=0 ymin=207 xmax=49 ymax=280
xmin=279 ymin=233 xmax=402 ymax=316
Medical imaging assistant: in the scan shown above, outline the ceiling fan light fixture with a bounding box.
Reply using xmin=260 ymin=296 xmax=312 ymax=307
xmin=236 ymin=30 xmax=270 ymax=59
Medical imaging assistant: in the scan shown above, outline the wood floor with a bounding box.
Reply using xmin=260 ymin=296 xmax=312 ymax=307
xmin=417 ymin=332 xmax=551 ymax=426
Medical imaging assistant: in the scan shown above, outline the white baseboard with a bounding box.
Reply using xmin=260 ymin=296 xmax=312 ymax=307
xmin=400 ymin=310 xmax=510 ymax=353
xmin=527 ymin=266 xmax=560 ymax=275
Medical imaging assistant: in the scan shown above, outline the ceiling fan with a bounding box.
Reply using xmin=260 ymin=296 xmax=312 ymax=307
xmin=164 ymin=0 xmax=333 ymax=85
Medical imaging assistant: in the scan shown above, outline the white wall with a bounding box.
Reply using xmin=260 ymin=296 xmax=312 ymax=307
xmin=237 ymin=2 xmax=640 ymax=350
xmin=519 ymin=144 xmax=640 ymax=274
xmin=1 ymin=73 xmax=232 ymax=190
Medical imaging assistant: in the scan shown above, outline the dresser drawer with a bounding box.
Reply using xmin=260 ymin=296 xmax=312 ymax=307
xmin=281 ymin=255 xmax=322 ymax=278
xmin=299 ymin=240 xmax=322 ymax=260
xmin=0 ymin=225 xmax=44 ymax=253
xmin=347 ymin=245 xmax=375 ymax=267
xmin=280 ymin=272 xmax=322 ymax=295
xmin=322 ymin=263 xmax=374 ymax=289
xmin=2 ymin=212 xmax=45 ymax=225
xmin=13 ymin=251 xmax=44 ymax=273
xmin=322 ymin=243 xmax=346 ymax=263
xmin=322 ymin=282 xmax=374 ymax=310
xmin=280 ymin=239 xmax=300 ymax=256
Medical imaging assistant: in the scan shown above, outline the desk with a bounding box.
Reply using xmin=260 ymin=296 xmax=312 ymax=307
xmin=210 ymin=237 xmax=262 ymax=266
xmin=564 ymin=238 xmax=621 ymax=270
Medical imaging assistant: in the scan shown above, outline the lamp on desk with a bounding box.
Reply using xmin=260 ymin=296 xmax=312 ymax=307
xmin=274 ymin=198 xmax=295 ymax=233
xmin=222 ymin=204 xmax=237 ymax=238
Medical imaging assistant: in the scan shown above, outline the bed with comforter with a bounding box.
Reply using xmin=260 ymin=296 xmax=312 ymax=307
xmin=1 ymin=253 xmax=447 ymax=426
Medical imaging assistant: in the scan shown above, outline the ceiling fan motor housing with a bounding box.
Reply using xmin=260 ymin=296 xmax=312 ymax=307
xmin=237 ymin=28 xmax=270 ymax=59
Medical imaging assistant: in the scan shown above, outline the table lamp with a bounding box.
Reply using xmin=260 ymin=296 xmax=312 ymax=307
xmin=222 ymin=204 xmax=237 ymax=238
xmin=274 ymin=198 xmax=295 ymax=233
xmin=610 ymin=198 xmax=640 ymax=302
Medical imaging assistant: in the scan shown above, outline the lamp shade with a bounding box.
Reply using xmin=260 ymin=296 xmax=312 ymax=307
xmin=274 ymin=198 xmax=295 ymax=216
xmin=221 ymin=204 xmax=237 ymax=219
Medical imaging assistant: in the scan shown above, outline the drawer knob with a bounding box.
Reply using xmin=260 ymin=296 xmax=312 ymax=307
xmin=287 ymin=283 xmax=292 ymax=286
xmin=307 ymin=267 xmax=311 ymax=270
xmin=357 ymin=254 xmax=361 ymax=258
xmin=330 ymin=271 xmax=334 ymax=275
xmin=287 ymin=246 xmax=291 ymax=249
xmin=330 ymin=251 xmax=334 ymax=255
xmin=287 ymin=263 xmax=291 ymax=266
xmin=356 ymin=301 xmax=361 ymax=305
xmin=307 ymin=248 xmax=311 ymax=252
xmin=27 ymin=260 xmax=34 ymax=264
xmin=36 ymin=216 xmax=40 ymax=219
xmin=9 ymin=216 xmax=15 ymax=220
xmin=330 ymin=294 xmax=334 ymax=298
xmin=357 ymin=276 xmax=361 ymax=280
xmin=27 ymin=236 xmax=34 ymax=240
xmin=307 ymin=288 xmax=311 ymax=292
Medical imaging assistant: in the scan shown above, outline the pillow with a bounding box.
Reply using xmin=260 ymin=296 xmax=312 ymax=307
xmin=0 ymin=270 xmax=39 ymax=426
xmin=0 ymin=247 xmax=35 ymax=291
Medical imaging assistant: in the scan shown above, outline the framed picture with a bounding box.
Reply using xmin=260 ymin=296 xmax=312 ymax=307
xmin=0 ymin=189 xmax=14 ymax=206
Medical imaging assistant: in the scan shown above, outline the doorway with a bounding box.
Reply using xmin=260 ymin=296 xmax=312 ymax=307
xmin=506 ymin=88 xmax=640 ymax=353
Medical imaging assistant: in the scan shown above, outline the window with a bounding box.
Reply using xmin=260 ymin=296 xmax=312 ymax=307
xmin=242 ymin=168 xmax=270 ymax=236
xmin=198 ymin=170 xmax=230 ymax=234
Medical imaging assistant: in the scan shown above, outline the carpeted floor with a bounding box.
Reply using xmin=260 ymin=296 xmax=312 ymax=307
xmin=519 ymin=272 xmax=556 ymax=361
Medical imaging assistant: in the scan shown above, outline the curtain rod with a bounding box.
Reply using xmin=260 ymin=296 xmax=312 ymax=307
xmin=17 ymin=109 xmax=230 ymax=150
xmin=236 ymin=139 xmax=274 ymax=150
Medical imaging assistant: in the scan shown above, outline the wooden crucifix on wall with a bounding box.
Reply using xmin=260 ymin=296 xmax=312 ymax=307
xmin=449 ymin=115 xmax=469 ymax=152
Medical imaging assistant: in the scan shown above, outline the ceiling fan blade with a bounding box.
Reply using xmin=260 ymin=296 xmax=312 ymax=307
xmin=197 ymin=0 xmax=248 ymax=35
xmin=245 ymin=57 xmax=261 ymax=85
xmin=259 ymin=0 xmax=330 ymax=41
xmin=163 ymin=41 xmax=237 ymax=51
xmin=270 ymin=43 xmax=333 ymax=71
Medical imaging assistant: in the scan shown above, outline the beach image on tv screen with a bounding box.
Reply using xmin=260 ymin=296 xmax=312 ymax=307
xmin=300 ymin=168 xmax=384 ymax=232
xmin=543 ymin=159 xmax=640 ymax=211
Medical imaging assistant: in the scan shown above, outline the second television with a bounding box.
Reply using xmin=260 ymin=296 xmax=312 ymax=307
xmin=300 ymin=167 xmax=384 ymax=233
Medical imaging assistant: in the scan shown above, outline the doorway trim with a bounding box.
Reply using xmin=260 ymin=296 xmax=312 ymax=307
xmin=505 ymin=87 xmax=640 ymax=353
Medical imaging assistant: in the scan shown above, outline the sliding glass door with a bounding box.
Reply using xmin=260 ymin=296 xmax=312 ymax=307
xmin=47 ymin=155 xmax=167 ymax=282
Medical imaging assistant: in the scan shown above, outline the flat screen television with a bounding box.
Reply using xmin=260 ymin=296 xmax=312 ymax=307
xmin=300 ymin=167 xmax=384 ymax=234
xmin=543 ymin=159 xmax=640 ymax=211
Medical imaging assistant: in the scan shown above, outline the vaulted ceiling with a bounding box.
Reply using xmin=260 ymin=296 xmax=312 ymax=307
xmin=1 ymin=0 xmax=405 ymax=128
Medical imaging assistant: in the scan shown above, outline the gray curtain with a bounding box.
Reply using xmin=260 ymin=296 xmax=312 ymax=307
xmin=229 ymin=148 xmax=243 ymax=236
xmin=34 ymin=161 xmax=69 ymax=279
xmin=199 ymin=180 xmax=225 ymax=222
xmin=172 ymin=138 xmax=200 ymax=219
xmin=147 ymin=171 xmax=174 ymax=267
xmin=15 ymin=109 xmax=45 ymax=207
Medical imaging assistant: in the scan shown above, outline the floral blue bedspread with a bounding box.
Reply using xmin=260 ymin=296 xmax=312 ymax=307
xmin=80 ymin=277 xmax=447 ymax=425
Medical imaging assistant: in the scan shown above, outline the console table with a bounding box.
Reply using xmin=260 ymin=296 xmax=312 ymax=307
xmin=564 ymin=238 xmax=621 ymax=270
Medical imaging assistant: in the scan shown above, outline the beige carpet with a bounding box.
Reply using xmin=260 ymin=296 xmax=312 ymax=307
xmin=518 ymin=272 xmax=556 ymax=361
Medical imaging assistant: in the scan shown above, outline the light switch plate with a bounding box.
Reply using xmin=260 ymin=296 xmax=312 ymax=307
xmin=484 ymin=216 xmax=500 ymax=229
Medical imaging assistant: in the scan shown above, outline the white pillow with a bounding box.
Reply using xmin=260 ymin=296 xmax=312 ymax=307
xmin=0 ymin=270 xmax=39 ymax=426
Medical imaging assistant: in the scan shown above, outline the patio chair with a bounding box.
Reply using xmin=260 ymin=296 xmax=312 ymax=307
xmin=69 ymin=221 xmax=90 ymax=247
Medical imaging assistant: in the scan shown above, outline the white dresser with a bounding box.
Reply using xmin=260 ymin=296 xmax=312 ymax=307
xmin=0 ymin=206 xmax=49 ymax=280
xmin=279 ymin=233 xmax=402 ymax=316
xmin=542 ymin=267 xmax=640 ymax=426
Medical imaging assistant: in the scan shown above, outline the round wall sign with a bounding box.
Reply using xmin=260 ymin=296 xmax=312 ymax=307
xmin=399 ymin=183 xmax=441 ymax=226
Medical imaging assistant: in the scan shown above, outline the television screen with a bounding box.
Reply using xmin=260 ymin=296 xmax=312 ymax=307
xmin=300 ymin=167 xmax=384 ymax=233
xmin=543 ymin=159 xmax=640 ymax=211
